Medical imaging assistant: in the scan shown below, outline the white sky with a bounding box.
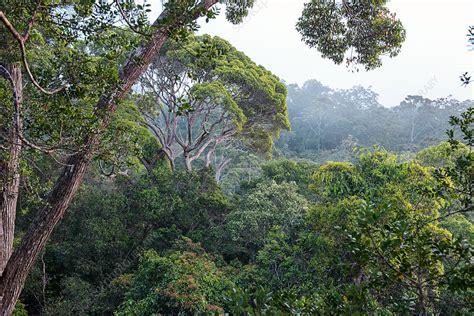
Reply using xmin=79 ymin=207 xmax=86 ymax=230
xmin=194 ymin=0 xmax=474 ymax=107
xmin=152 ymin=0 xmax=474 ymax=107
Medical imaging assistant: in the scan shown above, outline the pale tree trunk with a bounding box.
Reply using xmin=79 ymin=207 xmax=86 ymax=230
xmin=0 ymin=1 xmax=219 ymax=313
xmin=162 ymin=148 xmax=176 ymax=171
xmin=205 ymin=148 xmax=214 ymax=168
xmin=0 ymin=63 xmax=22 ymax=276
xmin=215 ymin=157 xmax=231 ymax=183
xmin=184 ymin=153 xmax=193 ymax=171
xmin=141 ymin=149 xmax=173 ymax=174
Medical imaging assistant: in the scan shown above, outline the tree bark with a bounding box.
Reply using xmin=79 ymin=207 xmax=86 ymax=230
xmin=417 ymin=282 xmax=427 ymax=316
xmin=0 ymin=63 xmax=22 ymax=276
xmin=0 ymin=145 xmax=95 ymax=314
xmin=215 ymin=157 xmax=231 ymax=183
xmin=184 ymin=153 xmax=193 ymax=171
xmin=0 ymin=1 xmax=219 ymax=313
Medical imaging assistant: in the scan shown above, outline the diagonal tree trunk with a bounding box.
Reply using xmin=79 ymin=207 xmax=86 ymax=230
xmin=0 ymin=1 xmax=219 ymax=314
xmin=0 ymin=63 xmax=22 ymax=276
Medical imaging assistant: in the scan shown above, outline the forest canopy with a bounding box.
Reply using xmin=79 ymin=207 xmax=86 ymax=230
xmin=0 ymin=0 xmax=472 ymax=315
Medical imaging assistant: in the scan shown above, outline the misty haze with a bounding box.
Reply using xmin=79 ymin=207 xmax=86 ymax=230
xmin=0 ymin=1 xmax=472 ymax=315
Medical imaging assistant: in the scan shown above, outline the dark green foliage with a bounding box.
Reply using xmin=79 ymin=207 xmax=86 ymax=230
xmin=297 ymin=0 xmax=406 ymax=70
xmin=138 ymin=167 xmax=232 ymax=251
xmin=2 ymin=0 xmax=420 ymax=313
xmin=118 ymin=238 xmax=237 ymax=315
xmin=443 ymin=108 xmax=473 ymax=211
xmin=19 ymin=134 xmax=473 ymax=315
xmin=225 ymin=181 xmax=308 ymax=260
xmin=225 ymin=0 xmax=256 ymax=24
xmin=19 ymin=165 xmax=232 ymax=314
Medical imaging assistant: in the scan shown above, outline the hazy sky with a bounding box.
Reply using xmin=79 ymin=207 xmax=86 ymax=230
xmin=189 ymin=0 xmax=474 ymax=106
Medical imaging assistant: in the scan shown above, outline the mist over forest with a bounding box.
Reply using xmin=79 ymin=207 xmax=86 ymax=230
xmin=277 ymin=80 xmax=472 ymax=160
xmin=0 ymin=1 xmax=472 ymax=315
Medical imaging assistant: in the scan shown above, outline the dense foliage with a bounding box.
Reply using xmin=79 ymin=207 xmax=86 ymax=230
xmin=2 ymin=1 xmax=473 ymax=315
xmin=14 ymin=107 xmax=472 ymax=314
xmin=137 ymin=34 xmax=289 ymax=172
xmin=297 ymin=0 xmax=406 ymax=70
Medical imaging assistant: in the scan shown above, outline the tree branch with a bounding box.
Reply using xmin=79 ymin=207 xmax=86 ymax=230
xmin=0 ymin=10 xmax=67 ymax=95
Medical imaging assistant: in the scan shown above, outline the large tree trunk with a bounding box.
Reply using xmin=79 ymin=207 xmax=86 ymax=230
xmin=0 ymin=146 xmax=94 ymax=314
xmin=0 ymin=63 xmax=22 ymax=276
xmin=0 ymin=1 xmax=219 ymax=313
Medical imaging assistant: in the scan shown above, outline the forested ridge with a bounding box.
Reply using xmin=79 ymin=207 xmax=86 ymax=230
xmin=0 ymin=1 xmax=472 ymax=315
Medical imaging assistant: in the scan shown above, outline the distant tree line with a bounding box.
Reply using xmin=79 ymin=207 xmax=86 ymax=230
xmin=276 ymin=80 xmax=472 ymax=163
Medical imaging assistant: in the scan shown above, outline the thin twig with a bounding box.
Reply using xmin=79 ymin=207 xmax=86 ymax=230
xmin=114 ymin=0 xmax=152 ymax=37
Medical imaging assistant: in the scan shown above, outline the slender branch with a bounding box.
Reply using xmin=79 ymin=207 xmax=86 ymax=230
xmin=0 ymin=65 xmax=76 ymax=166
xmin=0 ymin=10 xmax=67 ymax=95
xmin=23 ymin=1 xmax=42 ymax=41
xmin=366 ymin=229 xmax=418 ymax=288
xmin=414 ymin=204 xmax=473 ymax=237
xmin=114 ymin=0 xmax=152 ymax=37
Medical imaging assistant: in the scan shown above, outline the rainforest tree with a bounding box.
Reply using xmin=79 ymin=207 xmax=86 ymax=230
xmin=138 ymin=34 xmax=289 ymax=172
xmin=0 ymin=0 xmax=405 ymax=312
